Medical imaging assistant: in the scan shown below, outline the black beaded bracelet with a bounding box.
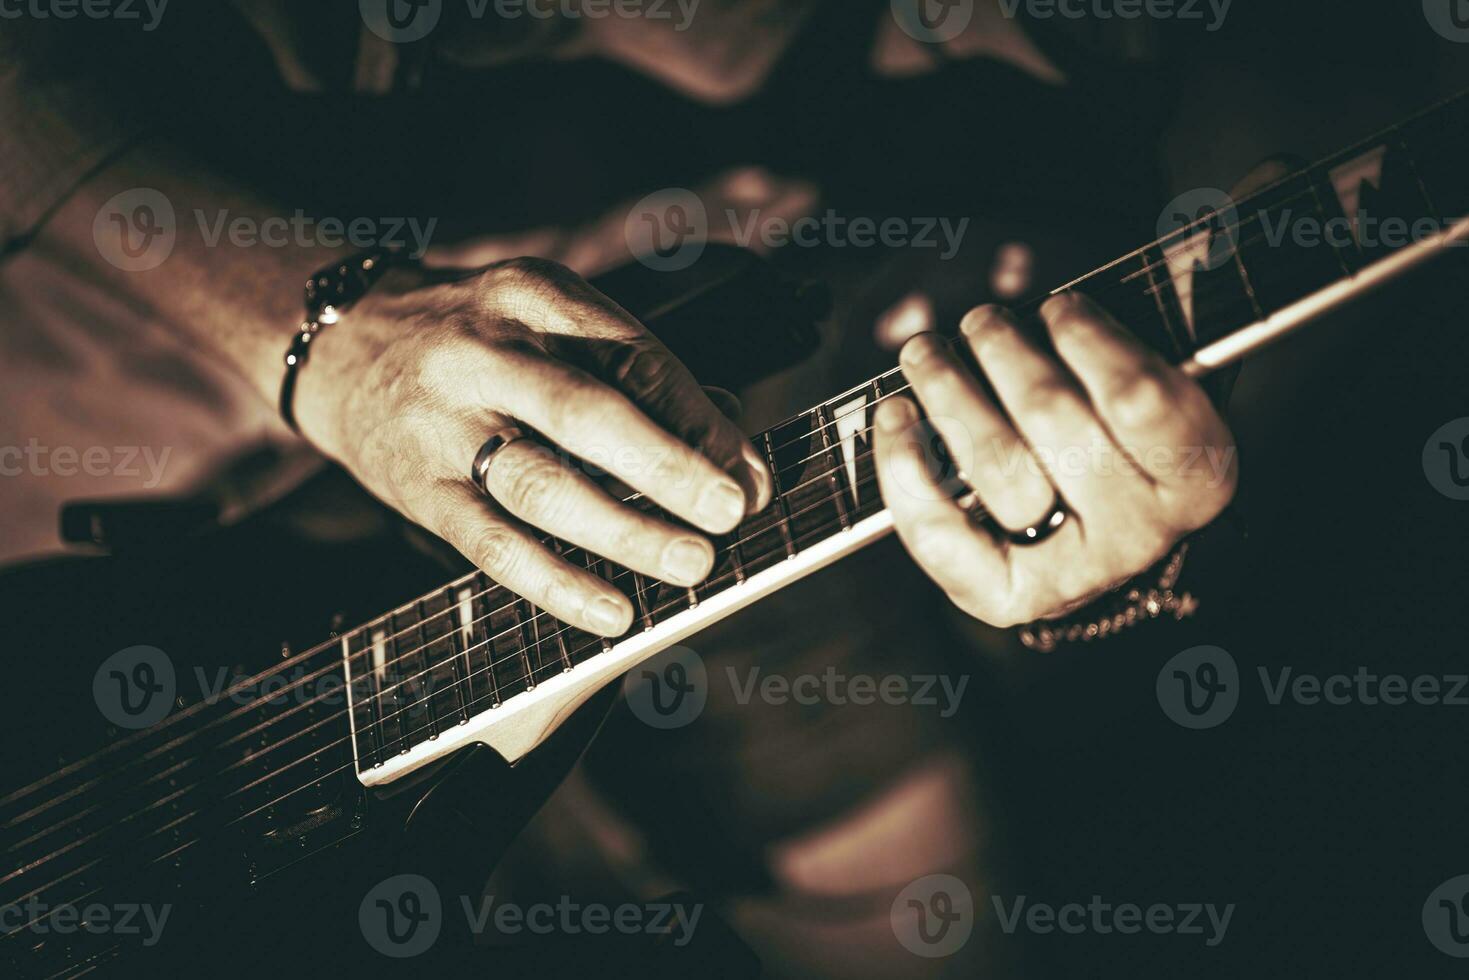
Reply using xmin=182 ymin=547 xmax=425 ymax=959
xmin=1017 ymin=543 xmax=1199 ymax=652
xmin=279 ymin=247 xmax=409 ymax=433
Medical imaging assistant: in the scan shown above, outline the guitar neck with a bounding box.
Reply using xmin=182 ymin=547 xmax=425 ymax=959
xmin=339 ymin=90 xmax=1469 ymax=786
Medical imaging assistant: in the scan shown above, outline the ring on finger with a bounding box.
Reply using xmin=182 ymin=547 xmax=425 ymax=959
xmin=472 ymin=426 xmax=531 ymax=494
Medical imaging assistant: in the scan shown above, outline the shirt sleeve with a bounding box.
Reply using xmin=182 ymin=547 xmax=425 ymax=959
xmin=0 ymin=28 xmax=151 ymax=254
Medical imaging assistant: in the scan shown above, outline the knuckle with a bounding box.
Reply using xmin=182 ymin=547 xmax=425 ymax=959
xmin=614 ymin=345 xmax=679 ymax=399
xmin=464 ymin=523 xmax=520 ymax=578
xmin=484 ymin=257 xmax=571 ymax=315
xmin=605 ymin=517 xmax=653 ymax=567
xmin=542 ymin=375 xmax=603 ymax=432
xmin=908 ymin=520 xmax=960 ymax=570
xmin=498 ymin=447 xmax=569 ymax=516
xmin=541 ymin=566 xmax=593 ymax=620
xmin=491 ymin=255 xmax=567 ymax=285
xmin=416 ymin=330 xmax=488 ymax=387
xmin=1106 ymin=369 xmax=1176 ymax=430
xmin=1012 ymin=377 xmax=1077 ymax=421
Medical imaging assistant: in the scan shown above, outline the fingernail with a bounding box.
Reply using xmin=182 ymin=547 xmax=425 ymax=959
xmin=589 ymin=596 xmax=629 ymax=635
xmin=662 ymin=538 xmax=713 ymax=584
xmin=960 ymin=305 xmax=1004 ymax=338
xmin=1041 ymin=292 xmax=1091 ymax=319
xmin=743 ymin=460 xmax=773 ymax=511
xmin=900 ymin=332 xmax=943 ymax=367
xmin=696 ymin=479 xmax=746 ymax=531
xmin=875 ymin=397 xmax=917 ymax=433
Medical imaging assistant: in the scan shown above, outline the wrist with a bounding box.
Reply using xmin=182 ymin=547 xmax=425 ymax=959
xmin=1018 ymin=541 xmax=1199 ymax=652
xmin=284 ymin=253 xmax=422 ymax=456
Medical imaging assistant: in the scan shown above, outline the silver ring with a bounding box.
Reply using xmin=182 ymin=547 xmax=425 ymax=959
xmin=472 ymin=426 xmax=529 ymax=493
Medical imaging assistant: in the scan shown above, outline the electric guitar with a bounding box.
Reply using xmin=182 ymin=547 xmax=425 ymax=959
xmin=4 ymin=92 xmax=1468 ymax=978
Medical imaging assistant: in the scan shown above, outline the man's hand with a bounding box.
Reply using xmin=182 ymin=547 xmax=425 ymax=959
xmin=293 ymin=257 xmax=773 ymax=637
xmin=873 ymin=293 xmax=1237 ymax=628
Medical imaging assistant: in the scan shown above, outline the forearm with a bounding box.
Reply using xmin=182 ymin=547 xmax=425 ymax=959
xmin=28 ymin=138 xmax=358 ymax=426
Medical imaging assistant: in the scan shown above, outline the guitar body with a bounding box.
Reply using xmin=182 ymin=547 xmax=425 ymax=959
xmin=0 ymin=248 xmax=818 ymax=978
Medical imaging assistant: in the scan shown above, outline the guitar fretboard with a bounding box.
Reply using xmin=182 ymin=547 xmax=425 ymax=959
xmin=340 ymin=91 xmax=1469 ymax=775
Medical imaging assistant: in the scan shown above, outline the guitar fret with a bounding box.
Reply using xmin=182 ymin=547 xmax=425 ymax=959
xmin=813 ymin=405 xmax=851 ymax=529
xmin=1306 ymin=171 xmax=1354 ymax=278
xmin=545 ymin=541 xmax=576 ymax=672
xmin=419 ymin=587 xmax=463 ymax=728
xmin=763 ymin=431 xmax=798 ymax=559
xmin=523 ymin=600 xmax=547 ymax=688
xmin=1231 ymin=245 xmax=1264 ymax=321
xmin=630 ymin=570 xmax=655 ymax=631
xmin=1396 ymin=133 xmax=1442 ymax=223
xmin=411 ymin=600 xmax=439 ymax=741
xmin=343 ymin=628 xmax=383 ymax=769
xmin=585 ymin=553 xmax=616 ymax=653
xmin=335 ymin=91 xmax=1469 ymax=782
xmin=485 ymin=587 xmax=526 ymax=701
xmin=454 ymin=584 xmax=485 ymax=716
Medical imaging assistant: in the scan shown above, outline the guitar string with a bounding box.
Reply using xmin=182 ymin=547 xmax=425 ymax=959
xmin=1 ymin=493 xmax=875 ymax=913
xmin=0 ymin=420 xmax=901 ymax=837
xmin=1 ymin=140 xmax=1427 ymax=874
xmin=26 ymin=448 xmax=899 ymax=847
xmin=0 ymin=202 xmax=1341 ymax=836
xmin=12 ymin=99 xmax=1447 ymax=799
xmin=6 ymin=98 xmax=1467 ymax=946
xmin=0 ymin=219 xmax=1432 ymax=917
xmin=1 ymin=445 xmax=901 ymax=881
xmin=250 ymin=190 xmax=1321 ymax=707
xmin=22 ymin=178 xmax=1339 ymax=790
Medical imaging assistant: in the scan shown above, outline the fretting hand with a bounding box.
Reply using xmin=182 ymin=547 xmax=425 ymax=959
xmin=873 ymin=293 xmax=1237 ymax=627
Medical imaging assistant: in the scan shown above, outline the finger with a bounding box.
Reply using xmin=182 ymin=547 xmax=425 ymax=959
xmin=1229 ymin=156 xmax=1303 ymax=198
xmin=490 ymin=347 xmax=752 ymax=536
xmin=898 ymin=332 xmax=1058 ymax=532
xmin=1040 ymin=293 xmax=1233 ymax=492
xmin=703 ymin=386 xmax=743 ymax=421
xmin=960 ymin=304 xmax=1122 ymax=511
xmin=504 ymin=262 xmax=772 ymax=513
xmin=431 ymin=481 xmax=634 ymax=637
xmin=873 ymin=395 xmax=1014 ymax=619
xmin=482 ymin=438 xmax=717 ymax=588
xmin=604 ymin=336 xmax=772 ymax=512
